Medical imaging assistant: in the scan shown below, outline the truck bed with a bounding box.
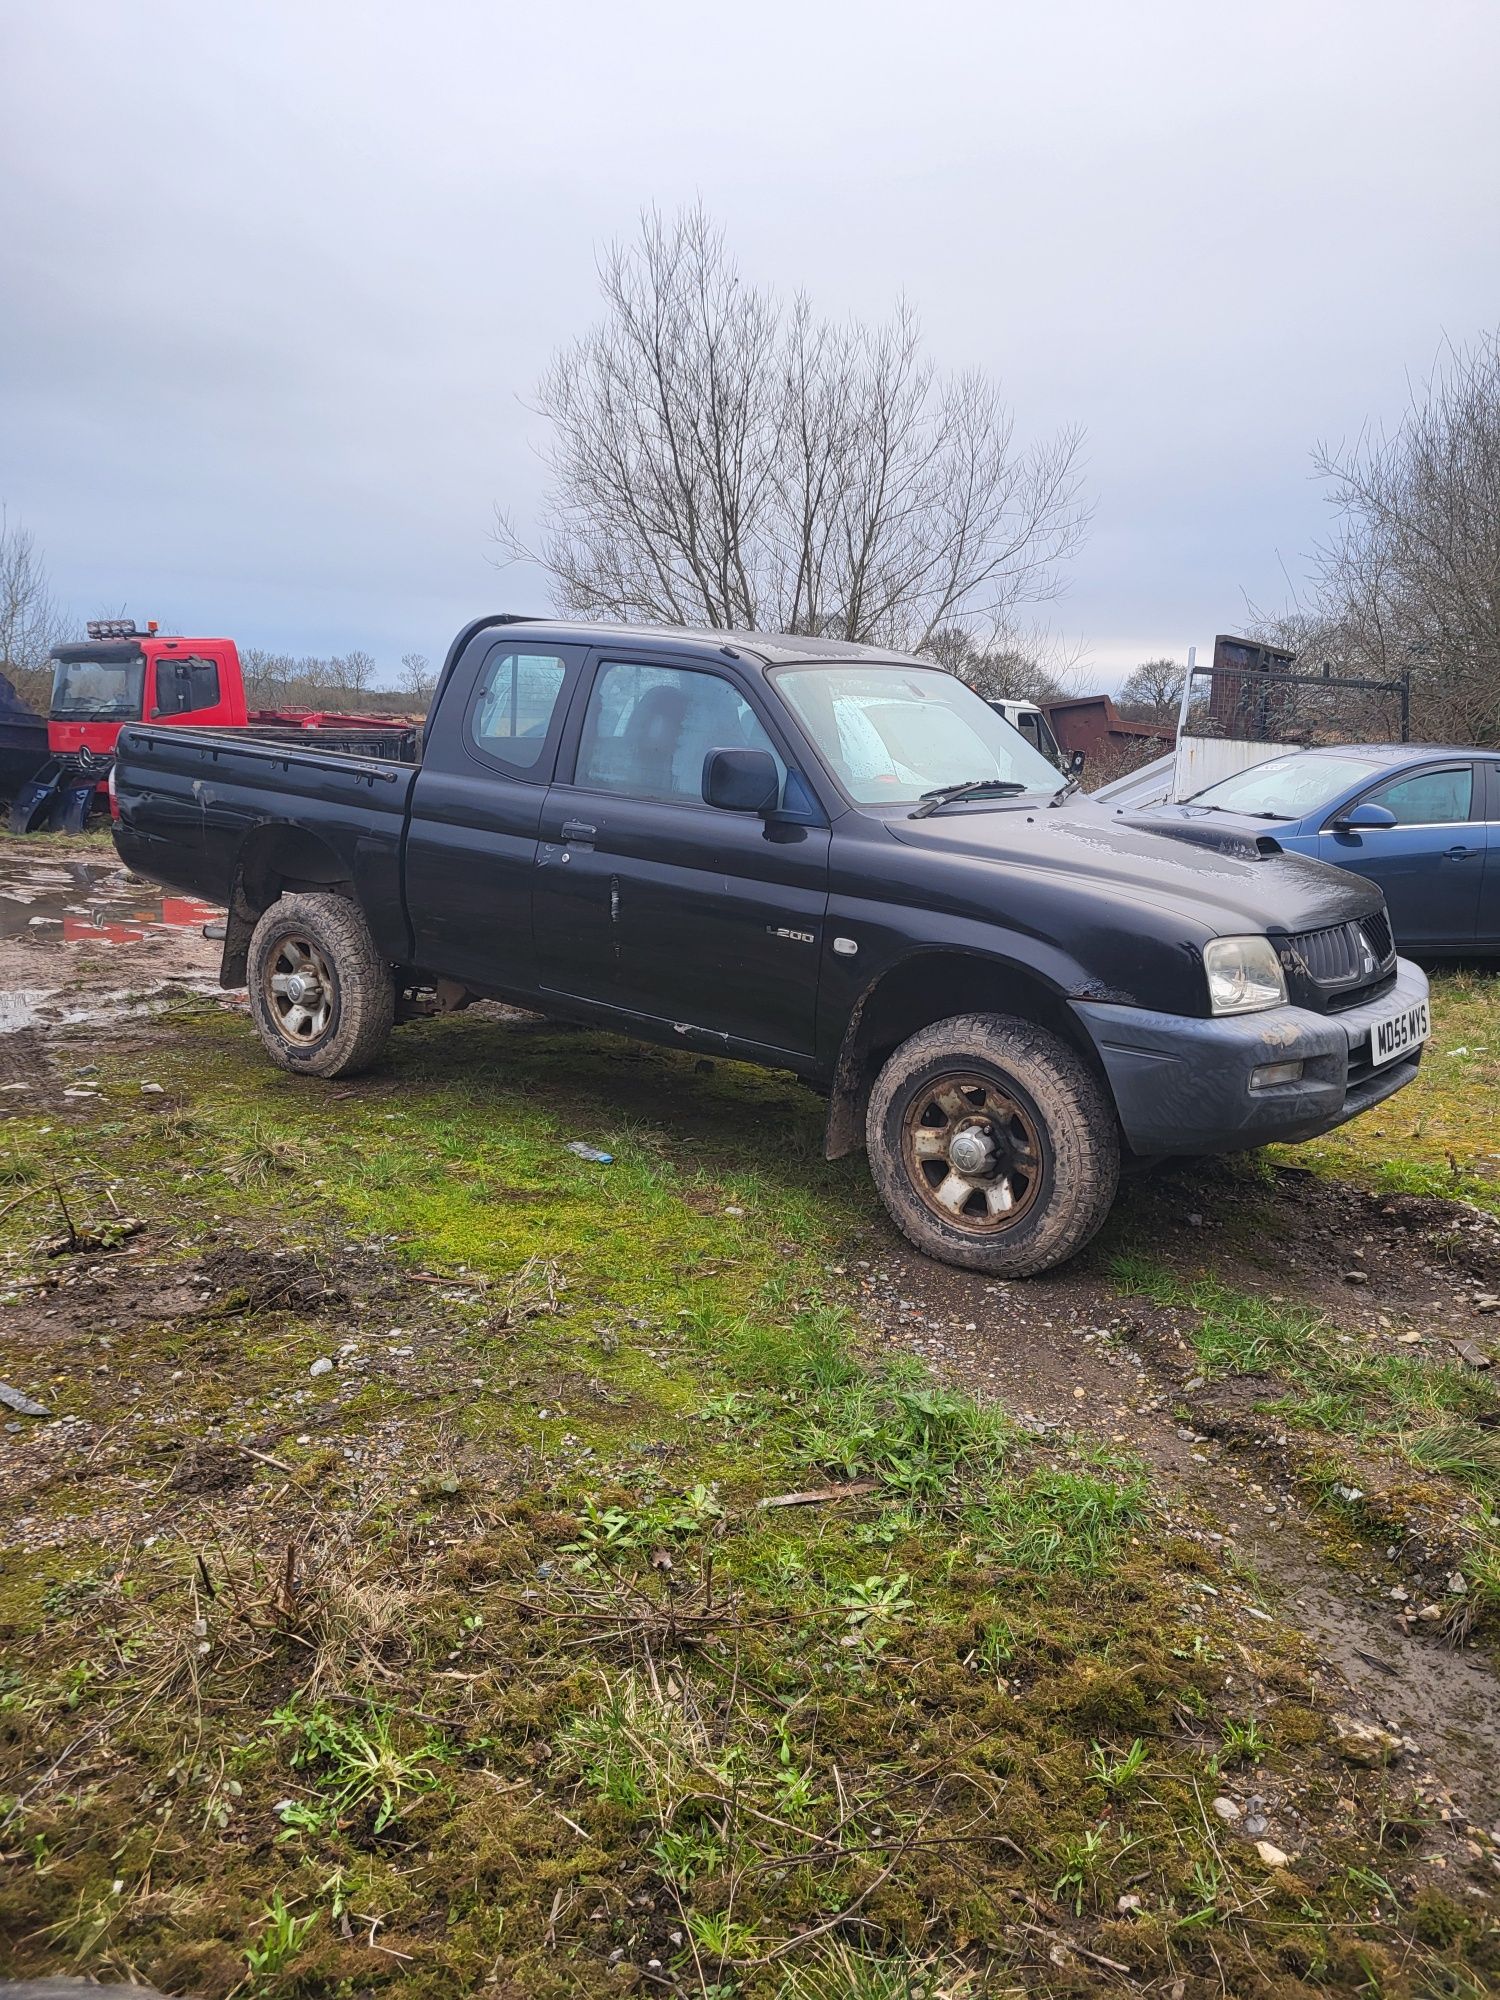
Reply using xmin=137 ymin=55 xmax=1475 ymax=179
xmin=237 ymin=719 xmax=423 ymax=762
xmin=112 ymin=722 xmax=421 ymax=963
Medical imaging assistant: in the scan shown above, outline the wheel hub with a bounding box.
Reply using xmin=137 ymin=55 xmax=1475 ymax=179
xmin=899 ymin=1073 xmax=1043 ymax=1234
xmin=262 ymin=935 xmax=336 ymax=1044
xmin=947 ymin=1126 xmax=994 ymax=1175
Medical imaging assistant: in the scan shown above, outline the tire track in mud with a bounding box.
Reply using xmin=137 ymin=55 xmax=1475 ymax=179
xmin=843 ymin=1187 xmax=1500 ymax=1832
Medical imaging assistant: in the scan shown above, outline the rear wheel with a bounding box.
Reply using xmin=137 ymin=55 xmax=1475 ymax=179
xmin=246 ymin=891 xmax=394 ymax=1078
xmin=866 ymin=1012 xmax=1119 ymax=1276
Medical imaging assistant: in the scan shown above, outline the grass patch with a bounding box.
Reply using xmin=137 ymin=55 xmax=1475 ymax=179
xmin=1274 ymin=966 xmax=1500 ymax=1215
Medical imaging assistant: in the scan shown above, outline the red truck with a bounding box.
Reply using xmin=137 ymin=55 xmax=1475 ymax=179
xmin=11 ymin=619 xmax=421 ymax=833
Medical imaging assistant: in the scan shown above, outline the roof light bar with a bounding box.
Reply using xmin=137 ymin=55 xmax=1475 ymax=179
xmin=87 ymin=618 xmax=141 ymax=640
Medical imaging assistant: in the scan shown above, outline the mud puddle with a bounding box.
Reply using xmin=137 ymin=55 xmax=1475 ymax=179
xmin=0 ymin=851 xmax=223 ymax=1033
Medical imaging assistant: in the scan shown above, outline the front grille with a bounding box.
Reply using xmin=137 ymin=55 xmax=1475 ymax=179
xmin=1282 ymin=908 xmax=1398 ymax=1013
xmin=1292 ymin=922 xmax=1362 ymax=984
xmin=1360 ymin=909 xmax=1393 ymax=964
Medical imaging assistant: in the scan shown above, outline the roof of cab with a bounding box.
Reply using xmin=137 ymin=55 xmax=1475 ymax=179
xmin=484 ymin=616 xmax=928 ymax=670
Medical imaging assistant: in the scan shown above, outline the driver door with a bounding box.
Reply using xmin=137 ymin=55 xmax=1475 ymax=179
xmin=533 ymin=656 xmax=830 ymax=1057
xmin=1320 ymin=763 xmax=1482 ymax=951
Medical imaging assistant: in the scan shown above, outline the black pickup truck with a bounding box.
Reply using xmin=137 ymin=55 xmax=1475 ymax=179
xmin=113 ymin=616 xmax=1430 ymax=1276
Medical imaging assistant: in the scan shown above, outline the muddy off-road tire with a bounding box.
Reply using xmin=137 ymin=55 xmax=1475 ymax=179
xmin=866 ymin=1012 xmax=1120 ymax=1277
xmin=246 ymin=892 xmax=395 ymax=1079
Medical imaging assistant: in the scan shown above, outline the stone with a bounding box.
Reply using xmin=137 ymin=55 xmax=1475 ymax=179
xmin=308 ymin=1357 xmax=334 ymax=1379
xmin=1330 ymin=1713 xmax=1404 ymax=1767
xmin=1211 ymin=1796 xmax=1241 ymax=1822
xmin=1255 ymin=1841 xmax=1290 ymax=1868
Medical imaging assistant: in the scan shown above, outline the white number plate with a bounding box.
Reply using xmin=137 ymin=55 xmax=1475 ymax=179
xmin=1370 ymin=998 xmax=1430 ymax=1068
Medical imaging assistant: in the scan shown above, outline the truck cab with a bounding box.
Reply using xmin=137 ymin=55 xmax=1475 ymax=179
xmin=48 ymin=621 xmax=247 ymax=767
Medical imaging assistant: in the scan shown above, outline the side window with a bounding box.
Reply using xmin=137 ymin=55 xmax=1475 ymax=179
xmin=575 ymin=661 xmax=785 ymax=805
xmin=1365 ymin=767 xmax=1473 ymax=826
xmin=467 ymin=648 xmax=570 ymax=774
xmin=153 ymin=655 xmax=220 ymax=717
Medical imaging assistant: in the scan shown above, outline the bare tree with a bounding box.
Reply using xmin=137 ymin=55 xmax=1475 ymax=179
xmin=398 ymin=651 xmax=437 ymax=705
xmin=1304 ymin=329 xmax=1500 ymax=742
xmin=496 ymin=206 xmax=1091 ymax=648
xmin=324 ymin=649 xmax=378 ymax=701
xmin=1117 ymin=655 xmax=1185 ymax=725
xmin=925 ymin=623 xmax=1074 ymax=703
xmin=240 ymin=648 xmax=398 ymax=713
xmin=0 ymin=509 xmax=69 ymax=711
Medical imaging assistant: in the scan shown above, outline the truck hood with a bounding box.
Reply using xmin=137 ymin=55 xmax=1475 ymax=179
xmin=882 ymin=798 xmax=1380 ymax=938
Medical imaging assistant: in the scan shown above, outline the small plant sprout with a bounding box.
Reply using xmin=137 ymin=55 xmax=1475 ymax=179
xmin=275 ymin=1702 xmax=449 ymax=1832
xmin=1089 ymin=1736 xmax=1149 ymax=1796
xmin=837 ymin=1573 xmax=914 ymax=1655
xmin=1053 ymin=1825 xmax=1108 ymax=1916
xmin=243 ymin=1890 xmax=317 ymax=1986
xmin=1220 ymin=1714 xmax=1268 ymax=1767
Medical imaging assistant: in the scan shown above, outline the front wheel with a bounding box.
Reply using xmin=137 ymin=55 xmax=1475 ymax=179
xmin=246 ymin=891 xmax=395 ymax=1078
xmin=865 ymin=1012 xmax=1120 ymax=1276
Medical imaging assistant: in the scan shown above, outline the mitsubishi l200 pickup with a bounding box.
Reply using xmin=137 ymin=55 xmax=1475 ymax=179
xmin=112 ymin=617 xmax=1430 ymax=1276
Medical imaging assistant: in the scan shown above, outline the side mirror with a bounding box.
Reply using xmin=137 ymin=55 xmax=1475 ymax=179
xmin=1331 ymin=801 xmax=1397 ymax=832
xmin=702 ymin=746 xmax=780 ymax=814
xmin=1068 ymin=748 xmax=1087 ymax=775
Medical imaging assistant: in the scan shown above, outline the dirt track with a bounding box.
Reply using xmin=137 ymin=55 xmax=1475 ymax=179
xmin=851 ymin=1164 xmax=1500 ymax=1828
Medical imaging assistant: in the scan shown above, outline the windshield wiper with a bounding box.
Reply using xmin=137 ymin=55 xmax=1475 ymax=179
xmin=1048 ymin=775 xmax=1081 ymax=805
xmin=909 ymin=779 xmax=1028 ymax=819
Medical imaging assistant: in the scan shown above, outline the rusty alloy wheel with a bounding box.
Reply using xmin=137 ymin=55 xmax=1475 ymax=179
xmin=261 ymin=934 xmax=338 ymax=1045
xmin=898 ymin=1072 xmax=1044 ymax=1233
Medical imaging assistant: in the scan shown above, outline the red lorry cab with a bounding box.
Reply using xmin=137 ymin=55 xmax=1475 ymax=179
xmin=50 ymin=619 xmax=409 ymax=761
xmin=50 ymin=624 xmax=250 ymax=762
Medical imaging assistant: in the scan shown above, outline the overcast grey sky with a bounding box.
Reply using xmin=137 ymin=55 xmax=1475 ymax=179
xmin=3 ymin=0 xmax=1498 ymax=687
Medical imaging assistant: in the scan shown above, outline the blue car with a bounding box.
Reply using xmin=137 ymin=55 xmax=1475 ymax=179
xmin=1137 ymin=744 xmax=1500 ymax=955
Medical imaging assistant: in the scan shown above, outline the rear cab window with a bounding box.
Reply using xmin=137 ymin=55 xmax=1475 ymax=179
xmin=463 ymin=646 xmax=578 ymax=778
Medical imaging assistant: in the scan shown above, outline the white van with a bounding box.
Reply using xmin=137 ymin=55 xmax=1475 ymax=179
xmin=986 ymin=699 xmax=1067 ymax=771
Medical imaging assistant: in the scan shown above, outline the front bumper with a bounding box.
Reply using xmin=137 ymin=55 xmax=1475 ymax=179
xmin=1073 ymin=956 xmax=1430 ymax=1157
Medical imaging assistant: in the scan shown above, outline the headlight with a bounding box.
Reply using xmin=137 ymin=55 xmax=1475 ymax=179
xmin=1204 ymin=935 xmax=1287 ymax=1015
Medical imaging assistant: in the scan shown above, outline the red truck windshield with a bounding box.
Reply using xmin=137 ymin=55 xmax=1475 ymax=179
xmin=51 ymin=653 xmax=146 ymax=721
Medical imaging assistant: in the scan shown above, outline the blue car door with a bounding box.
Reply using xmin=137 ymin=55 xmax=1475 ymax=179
xmin=1480 ymin=759 xmax=1500 ymax=952
xmin=1320 ymin=762 xmax=1482 ymax=951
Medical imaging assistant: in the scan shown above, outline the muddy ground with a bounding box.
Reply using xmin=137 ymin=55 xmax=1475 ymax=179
xmin=0 ymin=845 xmax=224 ymax=1037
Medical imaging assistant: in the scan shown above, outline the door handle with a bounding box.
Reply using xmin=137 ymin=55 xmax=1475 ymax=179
xmin=560 ymin=819 xmax=597 ymax=843
xmin=1445 ymin=844 xmax=1481 ymax=859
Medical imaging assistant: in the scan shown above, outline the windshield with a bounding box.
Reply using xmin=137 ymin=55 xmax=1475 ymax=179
xmin=51 ymin=654 xmax=146 ymax=722
xmin=774 ymin=664 xmax=1062 ymax=805
xmin=1187 ymin=750 xmax=1386 ymax=819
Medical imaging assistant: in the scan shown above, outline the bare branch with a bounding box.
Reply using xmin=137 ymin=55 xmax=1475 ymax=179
xmin=493 ymin=205 xmax=1090 ymax=647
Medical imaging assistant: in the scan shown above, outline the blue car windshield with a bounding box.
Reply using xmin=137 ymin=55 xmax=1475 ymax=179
xmin=1188 ymin=750 xmax=1385 ymax=819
